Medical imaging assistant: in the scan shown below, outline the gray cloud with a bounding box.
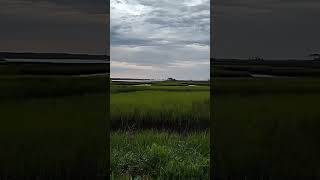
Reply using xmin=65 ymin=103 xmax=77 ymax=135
xmin=0 ymin=0 xmax=108 ymax=54
xmin=212 ymin=0 xmax=320 ymax=59
xmin=23 ymin=0 xmax=108 ymax=14
xmin=111 ymin=0 xmax=210 ymax=80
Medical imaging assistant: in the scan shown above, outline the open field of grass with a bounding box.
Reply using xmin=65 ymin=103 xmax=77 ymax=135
xmin=213 ymin=78 xmax=320 ymax=179
xmin=110 ymin=81 xmax=210 ymax=179
xmin=0 ymin=75 xmax=108 ymax=178
xmin=111 ymin=90 xmax=209 ymax=132
xmin=0 ymin=70 xmax=210 ymax=179
xmin=3 ymin=61 xmax=320 ymax=179
xmin=0 ymin=75 xmax=108 ymax=99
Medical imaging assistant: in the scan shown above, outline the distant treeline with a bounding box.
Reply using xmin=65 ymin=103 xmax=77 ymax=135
xmin=211 ymin=58 xmax=320 ymax=77
xmin=111 ymin=78 xmax=151 ymax=80
xmin=211 ymin=58 xmax=320 ymax=68
xmin=0 ymin=62 xmax=109 ymax=75
xmin=0 ymin=52 xmax=109 ymax=60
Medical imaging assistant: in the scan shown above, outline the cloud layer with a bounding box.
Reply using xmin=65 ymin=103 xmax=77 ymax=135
xmin=212 ymin=0 xmax=320 ymax=59
xmin=111 ymin=0 xmax=210 ymax=80
xmin=0 ymin=0 xmax=108 ymax=54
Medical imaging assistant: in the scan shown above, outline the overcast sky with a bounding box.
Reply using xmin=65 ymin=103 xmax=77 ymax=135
xmin=212 ymin=0 xmax=320 ymax=60
xmin=110 ymin=0 xmax=210 ymax=80
xmin=0 ymin=0 xmax=108 ymax=55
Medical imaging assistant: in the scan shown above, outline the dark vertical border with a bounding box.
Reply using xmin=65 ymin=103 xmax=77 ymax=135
xmin=106 ymin=0 xmax=111 ymax=178
xmin=210 ymin=0 xmax=215 ymax=179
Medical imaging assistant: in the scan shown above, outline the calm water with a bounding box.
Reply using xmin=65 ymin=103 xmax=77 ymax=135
xmin=251 ymin=74 xmax=276 ymax=78
xmin=250 ymin=74 xmax=293 ymax=78
xmin=75 ymin=73 xmax=110 ymax=77
xmin=132 ymin=84 xmax=152 ymax=86
xmin=111 ymin=79 xmax=164 ymax=83
xmin=5 ymin=58 xmax=108 ymax=64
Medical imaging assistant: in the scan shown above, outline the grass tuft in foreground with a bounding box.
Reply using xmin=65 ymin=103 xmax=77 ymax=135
xmin=111 ymin=130 xmax=210 ymax=179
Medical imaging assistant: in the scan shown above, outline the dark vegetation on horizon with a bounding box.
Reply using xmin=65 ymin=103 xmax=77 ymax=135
xmin=0 ymin=52 xmax=109 ymax=60
xmin=111 ymin=77 xmax=151 ymax=80
xmin=0 ymin=62 xmax=109 ymax=75
xmin=0 ymin=52 xmax=109 ymax=75
xmin=111 ymin=80 xmax=209 ymax=86
xmin=211 ymin=58 xmax=320 ymax=77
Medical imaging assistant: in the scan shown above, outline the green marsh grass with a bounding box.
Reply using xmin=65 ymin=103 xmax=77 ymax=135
xmin=0 ymin=75 xmax=108 ymax=100
xmin=213 ymin=78 xmax=320 ymax=95
xmin=110 ymin=82 xmax=210 ymax=179
xmin=213 ymin=78 xmax=320 ymax=179
xmin=111 ymin=130 xmax=209 ymax=179
xmin=0 ymin=76 xmax=108 ymax=178
xmin=111 ymin=88 xmax=209 ymax=132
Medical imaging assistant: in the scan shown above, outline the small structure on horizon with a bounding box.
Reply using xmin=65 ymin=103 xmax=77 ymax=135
xmin=249 ymin=56 xmax=264 ymax=61
xmin=167 ymin=77 xmax=176 ymax=81
xmin=309 ymin=53 xmax=320 ymax=60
